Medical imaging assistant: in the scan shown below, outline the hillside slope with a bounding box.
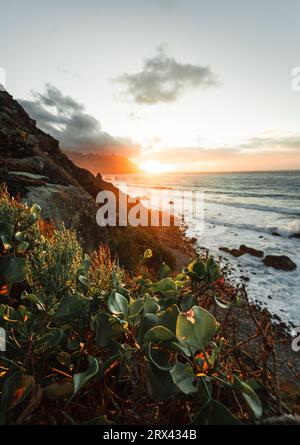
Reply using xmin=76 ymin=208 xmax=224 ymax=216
xmin=0 ymin=90 xmax=191 ymax=269
xmin=65 ymin=150 xmax=141 ymax=175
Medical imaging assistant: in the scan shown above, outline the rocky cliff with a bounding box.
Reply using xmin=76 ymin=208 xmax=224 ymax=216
xmin=0 ymin=90 xmax=190 ymax=269
xmin=0 ymin=90 xmax=123 ymax=251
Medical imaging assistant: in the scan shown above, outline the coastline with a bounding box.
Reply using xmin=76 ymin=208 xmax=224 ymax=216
xmin=168 ymin=223 xmax=300 ymax=396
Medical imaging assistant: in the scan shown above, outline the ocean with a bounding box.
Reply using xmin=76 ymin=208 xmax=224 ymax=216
xmin=104 ymin=171 xmax=300 ymax=328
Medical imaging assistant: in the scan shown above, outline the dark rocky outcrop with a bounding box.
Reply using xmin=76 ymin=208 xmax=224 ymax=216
xmin=239 ymin=244 xmax=264 ymax=258
xmin=263 ymin=255 xmax=297 ymax=271
xmin=219 ymin=245 xmax=264 ymax=258
xmin=219 ymin=247 xmax=244 ymax=257
xmin=0 ymin=90 xmax=120 ymax=252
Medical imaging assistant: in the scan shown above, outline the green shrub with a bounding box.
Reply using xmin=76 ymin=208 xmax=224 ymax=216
xmin=0 ymin=190 xmax=280 ymax=425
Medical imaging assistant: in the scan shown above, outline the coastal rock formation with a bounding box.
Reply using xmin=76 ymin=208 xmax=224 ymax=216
xmin=0 ymin=89 xmax=119 ymax=252
xmin=219 ymin=244 xmax=264 ymax=258
xmin=239 ymin=244 xmax=264 ymax=258
xmin=263 ymin=255 xmax=297 ymax=271
xmin=219 ymin=247 xmax=244 ymax=257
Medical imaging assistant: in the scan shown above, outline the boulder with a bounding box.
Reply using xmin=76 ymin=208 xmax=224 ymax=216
xmin=239 ymin=244 xmax=264 ymax=258
xmin=263 ymin=255 xmax=297 ymax=271
xmin=219 ymin=245 xmax=264 ymax=258
xmin=219 ymin=247 xmax=244 ymax=257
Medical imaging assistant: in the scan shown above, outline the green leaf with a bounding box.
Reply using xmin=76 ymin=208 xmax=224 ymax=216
xmin=16 ymin=240 xmax=29 ymax=254
xmin=107 ymin=292 xmax=128 ymax=318
xmin=159 ymin=262 xmax=171 ymax=279
xmin=1 ymin=235 xmax=12 ymax=252
xmin=158 ymin=304 xmax=179 ymax=334
xmin=136 ymin=313 xmax=161 ymax=343
xmin=146 ymin=364 xmax=178 ymax=401
xmin=180 ymin=293 xmax=195 ymax=312
xmin=193 ymin=399 xmax=242 ymax=425
xmin=30 ymin=203 xmax=41 ymax=222
xmin=144 ymin=295 xmax=160 ymax=314
xmin=128 ymin=298 xmax=144 ymax=320
xmin=39 ymin=328 xmax=63 ymax=347
xmin=72 ymin=356 xmax=100 ymax=399
xmin=143 ymin=249 xmax=153 ymax=260
xmin=53 ymin=292 xmax=89 ymax=321
xmin=44 ymin=382 xmax=74 ymax=400
xmin=234 ymin=376 xmax=263 ymax=419
xmin=1 ymin=257 xmax=26 ymax=284
xmin=176 ymin=306 xmax=219 ymax=353
xmin=80 ymin=254 xmax=91 ymax=274
xmin=188 ymin=259 xmax=207 ymax=280
xmin=148 ymin=344 xmax=174 ymax=371
xmin=214 ymin=294 xmax=233 ymax=309
xmin=170 ymin=361 xmax=197 ymax=395
xmin=21 ymin=291 xmax=45 ymax=310
xmin=1 ymin=372 xmax=34 ymax=412
xmin=14 ymin=231 xmax=24 ymax=241
xmin=151 ymin=277 xmax=176 ymax=294
xmin=78 ymin=274 xmax=89 ymax=288
xmin=91 ymin=312 xmax=115 ymax=348
xmin=206 ymin=257 xmax=220 ymax=281
xmin=0 ymin=221 xmax=13 ymax=238
xmin=144 ymin=326 xmax=177 ymax=344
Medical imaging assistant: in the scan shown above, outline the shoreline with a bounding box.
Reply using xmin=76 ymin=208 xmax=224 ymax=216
xmin=164 ymin=223 xmax=300 ymax=390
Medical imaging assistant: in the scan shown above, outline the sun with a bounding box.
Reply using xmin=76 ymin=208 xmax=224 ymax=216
xmin=139 ymin=160 xmax=170 ymax=174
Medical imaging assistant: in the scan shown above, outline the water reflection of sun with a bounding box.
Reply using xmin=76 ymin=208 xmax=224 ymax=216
xmin=139 ymin=160 xmax=170 ymax=174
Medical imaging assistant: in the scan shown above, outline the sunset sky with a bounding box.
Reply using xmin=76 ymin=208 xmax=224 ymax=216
xmin=1 ymin=0 xmax=300 ymax=171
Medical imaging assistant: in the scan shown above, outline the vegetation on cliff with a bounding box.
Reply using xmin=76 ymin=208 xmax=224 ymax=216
xmin=0 ymin=187 xmax=296 ymax=425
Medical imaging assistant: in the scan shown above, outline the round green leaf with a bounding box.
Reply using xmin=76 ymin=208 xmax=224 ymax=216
xmin=176 ymin=306 xmax=219 ymax=353
xmin=72 ymin=356 xmax=100 ymax=399
xmin=53 ymin=292 xmax=89 ymax=321
xmin=234 ymin=376 xmax=263 ymax=419
xmin=148 ymin=343 xmax=174 ymax=371
xmin=144 ymin=326 xmax=176 ymax=344
xmin=108 ymin=292 xmax=128 ymax=318
xmin=170 ymin=361 xmax=197 ymax=395
xmin=2 ymin=257 xmax=26 ymax=284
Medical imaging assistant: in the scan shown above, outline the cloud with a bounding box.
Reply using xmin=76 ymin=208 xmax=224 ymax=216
xmin=237 ymin=135 xmax=300 ymax=152
xmin=115 ymin=46 xmax=219 ymax=104
xmin=20 ymin=84 xmax=140 ymax=157
xmin=141 ymin=134 xmax=300 ymax=171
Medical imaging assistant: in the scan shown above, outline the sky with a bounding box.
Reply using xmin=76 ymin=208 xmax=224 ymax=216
xmin=1 ymin=0 xmax=300 ymax=172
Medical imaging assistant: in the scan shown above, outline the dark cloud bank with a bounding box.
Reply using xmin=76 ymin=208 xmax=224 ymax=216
xmin=20 ymin=84 xmax=140 ymax=157
xmin=116 ymin=47 xmax=219 ymax=104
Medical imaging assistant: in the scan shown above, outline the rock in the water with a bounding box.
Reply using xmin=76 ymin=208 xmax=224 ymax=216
xmin=219 ymin=244 xmax=264 ymax=258
xmin=219 ymin=247 xmax=244 ymax=257
xmin=263 ymin=255 xmax=297 ymax=271
xmin=272 ymin=231 xmax=282 ymax=237
xmin=291 ymin=233 xmax=300 ymax=239
xmin=239 ymin=244 xmax=264 ymax=258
